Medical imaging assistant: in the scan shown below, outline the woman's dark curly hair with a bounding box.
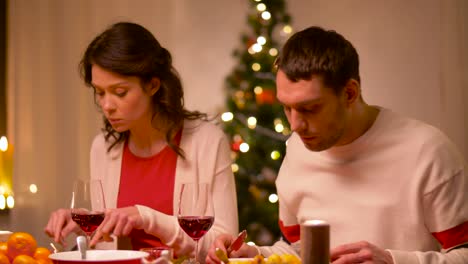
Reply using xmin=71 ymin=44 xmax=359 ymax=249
xmin=79 ymin=22 xmax=206 ymax=158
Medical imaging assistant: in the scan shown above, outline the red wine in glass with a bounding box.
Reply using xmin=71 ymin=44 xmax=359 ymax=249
xmin=178 ymin=216 xmax=214 ymax=241
xmin=70 ymin=179 xmax=106 ymax=241
xmin=178 ymin=183 xmax=214 ymax=264
xmin=71 ymin=212 xmax=105 ymax=236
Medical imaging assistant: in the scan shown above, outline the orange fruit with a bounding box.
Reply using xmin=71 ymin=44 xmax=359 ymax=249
xmin=34 ymin=258 xmax=51 ymax=264
xmin=0 ymin=253 xmax=10 ymax=264
xmin=12 ymin=255 xmax=37 ymax=264
xmin=6 ymin=233 xmax=37 ymax=260
xmin=0 ymin=243 xmax=8 ymax=258
xmin=32 ymin=248 xmax=50 ymax=260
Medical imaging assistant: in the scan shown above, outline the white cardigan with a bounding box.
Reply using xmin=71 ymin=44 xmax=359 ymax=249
xmin=89 ymin=119 xmax=238 ymax=260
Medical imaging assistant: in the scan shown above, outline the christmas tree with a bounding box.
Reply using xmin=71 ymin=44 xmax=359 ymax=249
xmin=220 ymin=0 xmax=293 ymax=245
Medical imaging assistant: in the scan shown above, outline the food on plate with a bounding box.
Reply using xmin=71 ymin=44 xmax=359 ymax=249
xmin=229 ymin=254 xmax=301 ymax=264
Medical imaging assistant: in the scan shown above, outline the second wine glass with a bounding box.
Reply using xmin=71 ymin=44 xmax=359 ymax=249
xmin=70 ymin=179 xmax=106 ymax=242
xmin=177 ymin=182 xmax=214 ymax=264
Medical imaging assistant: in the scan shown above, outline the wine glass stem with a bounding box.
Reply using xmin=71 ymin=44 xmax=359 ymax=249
xmin=194 ymin=241 xmax=199 ymax=263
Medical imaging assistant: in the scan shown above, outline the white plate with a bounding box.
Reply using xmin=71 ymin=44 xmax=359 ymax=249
xmin=0 ymin=231 xmax=12 ymax=242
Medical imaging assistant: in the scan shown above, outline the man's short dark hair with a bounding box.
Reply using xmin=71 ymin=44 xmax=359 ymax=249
xmin=275 ymin=26 xmax=360 ymax=94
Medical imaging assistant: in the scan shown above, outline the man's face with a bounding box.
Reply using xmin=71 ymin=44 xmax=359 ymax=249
xmin=276 ymin=70 xmax=348 ymax=151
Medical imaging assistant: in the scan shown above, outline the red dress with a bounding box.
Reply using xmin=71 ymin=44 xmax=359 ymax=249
xmin=117 ymin=131 xmax=182 ymax=250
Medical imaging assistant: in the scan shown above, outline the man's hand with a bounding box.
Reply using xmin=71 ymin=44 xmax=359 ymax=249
xmin=206 ymin=234 xmax=259 ymax=264
xmin=331 ymin=241 xmax=394 ymax=264
xmin=89 ymin=206 xmax=143 ymax=247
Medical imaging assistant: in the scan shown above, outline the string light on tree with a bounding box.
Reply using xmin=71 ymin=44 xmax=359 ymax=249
xmin=261 ymin=11 xmax=271 ymax=20
xmin=256 ymin=3 xmax=266 ymax=11
xmin=231 ymin=163 xmax=239 ymax=173
xmin=239 ymin=142 xmax=250 ymax=153
xmin=270 ymin=150 xmax=281 ymax=160
xmin=268 ymin=193 xmax=279 ymax=203
xmin=269 ymin=48 xmax=278 ymax=56
xmin=221 ymin=112 xmax=234 ymax=122
xmin=247 ymin=117 xmax=257 ymax=129
xmin=257 ymin=36 xmax=266 ymax=45
xmin=221 ymin=0 xmax=292 ymax=244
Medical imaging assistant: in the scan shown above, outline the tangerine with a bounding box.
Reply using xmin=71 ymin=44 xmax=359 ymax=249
xmin=34 ymin=258 xmax=52 ymax=264
xmin=6 ymin=233 xmax=37 ymax=260
xmin=0 ymin=253 xmax=10 ymax=264
xmin=32 ymin=248 xmax=50 ymax=260
xmin=12 ymin=255 xmax=37 ymax=264
xmin=0 ymin=243 xmax=8 ymax=258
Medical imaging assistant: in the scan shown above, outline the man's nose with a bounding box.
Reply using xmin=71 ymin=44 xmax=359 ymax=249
xmin=289 ymin=109 xmax=306 ymax=132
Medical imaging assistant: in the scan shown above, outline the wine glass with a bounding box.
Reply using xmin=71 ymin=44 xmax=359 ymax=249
xmin=70 ymin=179 xmax=106 ymax=243
xmin=177 ymin=183 xmax=214 ymax=264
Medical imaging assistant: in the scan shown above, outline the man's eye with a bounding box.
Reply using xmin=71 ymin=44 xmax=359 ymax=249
xmin=116 ymin=91 xmax=127 ymax=97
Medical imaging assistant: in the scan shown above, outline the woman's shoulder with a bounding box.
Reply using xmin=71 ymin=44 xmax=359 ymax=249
xmin=182 ymin=119 xmax=226 ymax=139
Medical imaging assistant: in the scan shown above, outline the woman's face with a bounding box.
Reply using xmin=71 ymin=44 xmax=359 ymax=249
xmin=91 ymin=64 xmax=157 ymax=133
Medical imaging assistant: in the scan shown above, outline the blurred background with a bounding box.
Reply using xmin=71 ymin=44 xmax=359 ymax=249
xmin=0 ymin=0 xmax=467 ymax=249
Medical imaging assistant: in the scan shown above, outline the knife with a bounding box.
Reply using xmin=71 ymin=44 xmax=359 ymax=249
xmin=227 ymin=229 xmax=247 ymax=252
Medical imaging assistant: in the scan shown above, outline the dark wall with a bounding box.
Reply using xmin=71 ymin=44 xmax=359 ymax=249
xmin=0 ymin=0 xmax=6 ymax=136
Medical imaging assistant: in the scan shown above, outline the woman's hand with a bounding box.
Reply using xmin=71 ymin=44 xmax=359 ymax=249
xmin=331 ymin=241 xmax=394 ymax=264
xmin=44 ymin=208 xmax=80 ymax=246
xmin=89 ymin=206 xmax=143 ymax=247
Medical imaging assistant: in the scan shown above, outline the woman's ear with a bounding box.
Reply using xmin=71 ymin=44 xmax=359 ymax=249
xmin=343 ymin=79 xmax=360 ymax=106
xmin=149 ymin=77 xmax=161 ymax=96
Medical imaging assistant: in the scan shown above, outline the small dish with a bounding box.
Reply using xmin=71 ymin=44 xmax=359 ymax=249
xmin=0 ymin=231 xmax=12 ymax=242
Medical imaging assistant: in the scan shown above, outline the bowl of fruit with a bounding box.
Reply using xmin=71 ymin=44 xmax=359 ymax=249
xmin=0 ymin=231 xmax=53 ymax=264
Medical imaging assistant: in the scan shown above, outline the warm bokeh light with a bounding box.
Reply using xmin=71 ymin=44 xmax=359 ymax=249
xmin=269 ymin=193 xmax=279 ymax=203
xmin=231 ymin=163 xmax=239 ymax=173
xmin=269 ymin=48 xmax=278 ymax=56
xmin=6 ymin=195 xmax=14 ymax=208
xmin=261 ymin=11 xmax=271 ymax=20
xmin=239 ymin=143 xmax=250 ymax=153
xmin=252 ymin=43 xmax=262 ymax=53
xmin=254 ymin=86 xmax=263 ymax=94
xmin=29 ymin=184 xmax=38 ymax=194
xmin=257 ymin=36 xmax=266 ymax=45
xmin=283 ymin=25 xmax=293 ymax=34
xmin=275 ymin=123 xmax=284 ymax=133
xmin=256 ymin=3 xmax=266 ymax=11
xmin=247 ymin=117 xmax=257 ymax=129
xmin=271 ymin=150 xmax=281 ymax=160
xmin=221 ymin=112 xmax=234 ymax=122
xmin=0 ymin=196 xmax=5 ymax=209
xmin=0 ymin=136 xmax=7 ymax=152
xmin=252 ymin=63 xmax=261 ymax=71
